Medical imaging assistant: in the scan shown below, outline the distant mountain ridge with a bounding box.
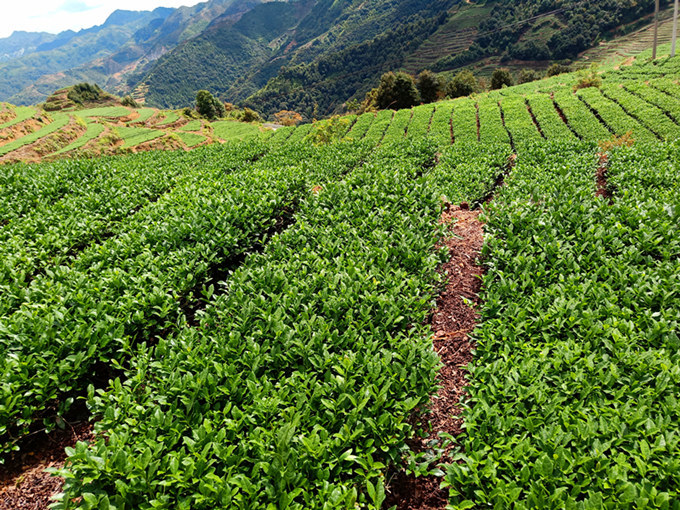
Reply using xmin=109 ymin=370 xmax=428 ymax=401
xmin=0 ymin=0 xmax=260 ymax=105
xmin=1 ymin=0 xmax=674 ymax=119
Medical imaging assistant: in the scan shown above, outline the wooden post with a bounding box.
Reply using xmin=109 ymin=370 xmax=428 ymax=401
xmin=653 ymin=0 xmax=660 ymax=59
xmin=672 ymin=0 xmax=679 ymax=57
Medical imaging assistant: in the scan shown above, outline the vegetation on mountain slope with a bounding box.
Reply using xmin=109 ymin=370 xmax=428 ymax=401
xmin=1 ymin=51 xmax=679 ymax=509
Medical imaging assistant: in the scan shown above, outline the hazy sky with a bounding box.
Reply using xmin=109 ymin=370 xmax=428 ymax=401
xmin=0 ymin=0 xmax=205 ymax=39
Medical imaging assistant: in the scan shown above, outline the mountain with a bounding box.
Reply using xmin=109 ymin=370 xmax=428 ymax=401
xmin=2 ymin=0 xmax=674 ymax=117
xmin=1 ymin=0 xmax=262 ymax=105
xmin=136 ymin=0 xmax=455 ymax=114
xmin=133 ymin=0 xmax=672 ymax=119
xmin=0 ymin=31 xmax=57 ymax=61
xmin=0 ymin=9 xmax=173 ymax=104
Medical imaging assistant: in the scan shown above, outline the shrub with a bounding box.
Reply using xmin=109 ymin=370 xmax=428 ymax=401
xmin=573 ymin=64 xmax=602 ymax=91
xmin=195 ymin=90 xmax=225 ymax=120
xmin=274 ymin=110 xmax=303 ymax=126
xmin=416 ymin=70 xmax=442 ymax=104
xmin=121 ymin=95 xmax=139 ymax=108
xmin=445 ymin=70 xmax=478 ymax=98
xmin=345 ymin=99 xmax=361 ymax=113
xmin=546 ymin=63 xmax=572 ymax=77
xmin=491 ymin=68 xmax=514 ymax=90
xmin=67 ymin=83 xmax=103 ymax=105
xmin=375 ymin=71 xmax=420 ymax=110
xmin=598 ymin=131 xmax=634 ymax=152
xmin=240 ymin=107 xmax=261 ymax=123
xmin=306 ymin=115 xmax=350 ymax=145
xmin=360 ymin=88 xmax=379 ymax=113
xmin=517 ymin=69 xmax=540 ymax=84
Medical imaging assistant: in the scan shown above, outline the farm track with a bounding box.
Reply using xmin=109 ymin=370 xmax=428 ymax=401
xmin=449 ymin=114 xmax=455 ymax=145
xmin=576 ymin=94 xmax=616 ymax=135
xmin=387 ymin=154 xmax=517 ymax=510
xmin=403 ymin=109 xmax=416 ymax=139
xmin=596 ymin=152 xmax=615 ymax=203
xmin=550 ymin=94 xmax=583 ymax=140
xmin=498 ymin=101 xmax=515 ymax=152
xmin=377 ymin=110 xmax=396 ymax=145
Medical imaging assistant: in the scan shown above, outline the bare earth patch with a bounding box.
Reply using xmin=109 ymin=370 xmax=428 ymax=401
xmin=0 ymin=118 xmax=85 ymax=165
xmin=0 ymin=119 xmax=45 ymax=147
xmin=0 ymin=423 xmax=93 ymax=510
xmin=386 ymin=204 xmax=485 ymax=510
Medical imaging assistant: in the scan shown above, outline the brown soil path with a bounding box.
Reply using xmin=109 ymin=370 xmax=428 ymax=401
xmin=0 ymin=423 xmax=92 ymax=510
xmin=596 ymin=152 xmax=612 ymax=200
xmin=0 ymin=119 xmax=45 ymax=147
xmin=386 ymin=204 xmax=485 ymax=510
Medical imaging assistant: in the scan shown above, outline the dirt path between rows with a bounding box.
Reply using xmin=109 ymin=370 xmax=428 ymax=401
xmin=386 ymin=204 xmax=485 ymax=510
xmin=0 ymin=423 xmax=92 ymax=510
xmin=596 ymin=152 xmax=613 ymax=201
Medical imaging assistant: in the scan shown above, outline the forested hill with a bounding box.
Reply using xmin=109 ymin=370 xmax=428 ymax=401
xmin=136 ymin=0 xmax=674 ymax=118
xmin=138 ymin=0 xmax=454 ymax=110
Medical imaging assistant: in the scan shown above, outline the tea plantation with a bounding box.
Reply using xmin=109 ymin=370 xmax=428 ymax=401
xmin=1 ymin=53 xmax=680 ymax=509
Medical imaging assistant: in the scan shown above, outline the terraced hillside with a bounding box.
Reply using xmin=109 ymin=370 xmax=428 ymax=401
xmin=402 ymin=3 xmax=493 ymax=74
xmin=0 ymin=103 xmax=267 ymax=164
xmin=1 ymin=52 xmax=680 ymax=510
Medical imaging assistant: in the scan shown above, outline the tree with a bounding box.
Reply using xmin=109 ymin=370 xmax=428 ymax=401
xmin=307 ymin=115 xmax=351 ymax=145
xmin=195 ymin=90 xmax=225 ymax=120
xmin=445 ymin=70 xmax=478 ymax=98
xmin=491 ymin=68 xmax=514 ymax=90
xmin=274 ymin=110 xmax=303 ymax=126
xmin=67 ymin=83 xmax=103 ymax=104
xmin=240 ymin=108 xmax=261 ymax=123
xmin=546 ymin=63 xmax=572 ymax=77
xmin=121 ymin=95 xmax=139 ymax=108
xmin=416 ymin=70 xmax=442 ymax=104
xmin=517 ymin=69 xmax=539 ymax=85
xmin=376 ymin=71 xmax=420 ymax=110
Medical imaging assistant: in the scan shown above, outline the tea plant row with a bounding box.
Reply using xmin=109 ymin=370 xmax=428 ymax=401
xmin=52 ymin=141 xmax=511 ymax=509
xmin=445 ymin=140 xmax=680 ymax=508
xmin=0 ymin=141 xmax=369 ymax=457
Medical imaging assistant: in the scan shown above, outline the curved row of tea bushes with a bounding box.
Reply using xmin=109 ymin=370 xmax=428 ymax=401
xmin=445 ymin=140 xmax=680 ymax=508
xmin=55 ymin=141 xmax=512 ymax=509
xmin=0 ymin=141 xmax=369 ymax=458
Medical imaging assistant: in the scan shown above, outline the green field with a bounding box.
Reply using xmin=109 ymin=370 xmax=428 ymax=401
xmin=155 ymin=111 xmax=180 ymax=126
xmin=74 ymin=106 xmax=131 ymax=119
xmin=0 ymin=106 xmax=38 ymax=130
xmin=177 ymin=131 xmax=207 ymax=147
xmin=132 ymin=108 xmax=157 ymax=124
xmin=1 ymin=52 xmax=680 ymax=509
xmin=116 ymin=126 xmax=165 ymax=149
xmin=181 ymin=119 xmax=203 ymax=132
xmin=52 ymin=123 xmax=106 ymax=155
xmin=212 ymin=120 xmax=261 ymax=141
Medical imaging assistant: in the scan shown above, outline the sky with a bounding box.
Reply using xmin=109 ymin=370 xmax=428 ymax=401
xmin=0 ymin=0 xmax=204 ymax=39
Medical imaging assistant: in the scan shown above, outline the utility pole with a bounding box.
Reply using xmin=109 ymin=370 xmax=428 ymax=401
xmin=672 ymin=0 xmax=679 ymax=57
xmin=653 ymin=0 xmax=660 ymax=59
